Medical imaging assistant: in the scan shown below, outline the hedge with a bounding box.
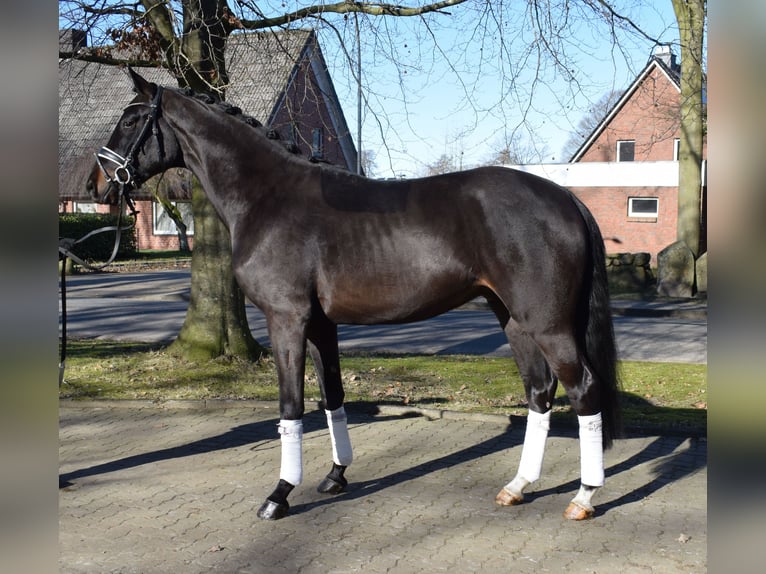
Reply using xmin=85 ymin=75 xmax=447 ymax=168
xmin=59 ymin=213 xmax=137 ymax=262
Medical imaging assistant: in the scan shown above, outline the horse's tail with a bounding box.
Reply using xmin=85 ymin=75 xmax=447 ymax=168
xmin=573 ymin=196 xmax=622 ymax=449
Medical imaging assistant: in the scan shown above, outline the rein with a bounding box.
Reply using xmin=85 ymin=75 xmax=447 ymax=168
xmin=59 ymin=86 xmax=164 ymax=386
xmin=58 ymin=193 xmax=138 ymax=386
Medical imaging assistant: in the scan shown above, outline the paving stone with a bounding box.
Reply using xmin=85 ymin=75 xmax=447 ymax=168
xmin=60 ymin=404 xmax=706 ymax=573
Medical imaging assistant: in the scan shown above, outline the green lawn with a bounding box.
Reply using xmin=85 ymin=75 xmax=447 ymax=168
xmin=60 ymin=339 xmax=707 ymax=434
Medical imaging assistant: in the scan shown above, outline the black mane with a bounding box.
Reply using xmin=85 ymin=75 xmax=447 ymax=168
xmin=178 ymin=86 xmax=302 ymax=156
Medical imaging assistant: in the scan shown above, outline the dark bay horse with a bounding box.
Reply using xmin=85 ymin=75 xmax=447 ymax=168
xmin=88 ymin=68 xmax=620 ymax=521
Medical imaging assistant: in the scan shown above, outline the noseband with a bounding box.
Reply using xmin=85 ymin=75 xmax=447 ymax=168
xmin=94 ymin=85 xmax=165 ymax=210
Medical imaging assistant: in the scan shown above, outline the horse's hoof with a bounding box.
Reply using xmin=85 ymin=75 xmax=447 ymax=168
xmin=317 ymin=475 xmax=347 ymax=495
xmin=563 ymin=501 xmax=595 ymax=521
xmin=495 ymin=487 xmax=524 ymax=506
xmin=257 ymin=499 xmax=289 ymax=520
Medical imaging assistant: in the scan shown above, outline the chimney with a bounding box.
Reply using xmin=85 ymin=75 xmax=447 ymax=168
xmin=652 ymin=45 xmax=678 ymax=72
xmin=59 ymin=29 xmax=87 ymax=54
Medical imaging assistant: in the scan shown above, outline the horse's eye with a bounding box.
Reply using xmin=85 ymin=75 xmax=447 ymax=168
xmin=122 ymin=118 xmax=136 ymax=129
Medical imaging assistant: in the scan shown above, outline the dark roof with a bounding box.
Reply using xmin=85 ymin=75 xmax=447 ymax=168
xmin=59 ymin=29 xmax=353 ymax=200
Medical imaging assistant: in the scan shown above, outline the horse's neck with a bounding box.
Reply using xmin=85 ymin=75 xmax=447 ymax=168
xmin=164 ymin=92 xmax=292 ymax=225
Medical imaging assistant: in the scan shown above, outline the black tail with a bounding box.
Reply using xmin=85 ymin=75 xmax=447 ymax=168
xmin=573 ymin=196 xmax=622 ymax=449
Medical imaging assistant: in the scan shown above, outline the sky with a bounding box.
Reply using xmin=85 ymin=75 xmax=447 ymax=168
xmin=58 ymin=1 xmax=684 ymax=179
xmin=312 ymin=1 xmax=682 ymax=178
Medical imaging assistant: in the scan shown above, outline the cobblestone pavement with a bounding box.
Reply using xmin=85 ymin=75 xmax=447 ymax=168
xmin=59 ymin=403 xmax=706 ymax=573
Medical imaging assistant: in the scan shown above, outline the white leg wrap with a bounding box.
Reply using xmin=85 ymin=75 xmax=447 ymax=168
xmin=516 ymin=409 xmax=551 ymax=484
xmin=278 ymin=419 xmax=303 ymax=486
xmin=325 ymin=406 xmax=353 ymax=466
xmin=578 ymin=413 xmax=604 ymax=487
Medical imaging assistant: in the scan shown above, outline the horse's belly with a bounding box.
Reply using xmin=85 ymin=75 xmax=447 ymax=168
xmin=319 ymin=272 xmax=478 ymax=325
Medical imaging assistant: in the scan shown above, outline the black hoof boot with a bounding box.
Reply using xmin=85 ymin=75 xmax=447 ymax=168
xmin=317 ymin=463 xmax=348 ymax=494
xmin=257 ymin=479 xmax=294 ymax=520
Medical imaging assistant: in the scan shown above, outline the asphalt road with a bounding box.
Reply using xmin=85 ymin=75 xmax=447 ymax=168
xmin=59 ymin=269 xmax=707 ymax=364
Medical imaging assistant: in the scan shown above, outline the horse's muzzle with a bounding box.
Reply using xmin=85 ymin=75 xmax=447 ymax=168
xmin=86 ymin=169 xmax=118 ymax=205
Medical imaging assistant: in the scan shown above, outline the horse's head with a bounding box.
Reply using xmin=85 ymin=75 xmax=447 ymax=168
xmin=87 ymin=67 xmax=182 ymax=205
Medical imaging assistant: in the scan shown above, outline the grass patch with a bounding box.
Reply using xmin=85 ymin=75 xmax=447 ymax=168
xmin=60 ymin=339 xmax=706 ymax=434
xmin=127 ymin=250 xmax=191 ymax=261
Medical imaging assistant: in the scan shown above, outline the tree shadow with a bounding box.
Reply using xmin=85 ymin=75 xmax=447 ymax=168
xmin=599 ymin=434 xmax=706 ymax=515
xmin=60 ymin=405 xmax=706 ymax=521
xmin=524 ymin=433 xmax=707 ymax=517
xmin=59 ymin=406 xmax=431 ymax=488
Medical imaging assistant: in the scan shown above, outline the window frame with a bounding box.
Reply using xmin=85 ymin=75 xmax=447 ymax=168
xmin=71 ymin=202 xmax=98 ymax=213
xmin=311 ymin=127 xmax=324 ymax=160
xmin=627 ymin=197 xmax=659 ymax=218
xmin=152 ymin=200 xmax=194 ymax=236
xmin=616 ymin=139 xmax=636 ymax=162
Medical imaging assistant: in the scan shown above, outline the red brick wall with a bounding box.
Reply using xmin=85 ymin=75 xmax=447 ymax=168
xmin=269 ymin=57 xmax=351 ymax=169
xmin=570 ymin=186 xmax=678 ymax=265
xmin=579 ymin=65 xmax=681 ymax=162
xmin=61 ymin=200 xmax=194 ymax=251
xmin=132 ymin=201 xmax=194 ymax=251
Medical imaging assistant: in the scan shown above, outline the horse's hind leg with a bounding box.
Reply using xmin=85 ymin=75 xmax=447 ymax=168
xmin=494 ymin=323 xmax=558 ymax=507
xmin=307 ymin=314 xmax=353 ymax=495
xmin=534 ymin=332 xmax=604 ymax=520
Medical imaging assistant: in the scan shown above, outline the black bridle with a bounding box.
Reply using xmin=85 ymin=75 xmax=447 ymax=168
xmin=94 ymin=85 xmax=165 ymax=211
xmin=59 ymin=85 xmax=165 ymax=386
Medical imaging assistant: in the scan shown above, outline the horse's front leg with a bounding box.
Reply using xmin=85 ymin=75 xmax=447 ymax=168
xmin=257 ymin=311 xmax=309 ymax=521
xmin=307 ymin=314 xmax=353 ymax=495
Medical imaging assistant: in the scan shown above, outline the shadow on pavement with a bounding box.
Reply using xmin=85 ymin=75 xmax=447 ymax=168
xmin=527 ymin=434 xmax=707 ymax=517
xmin=60 ymin=407 xmax=705 ymax=521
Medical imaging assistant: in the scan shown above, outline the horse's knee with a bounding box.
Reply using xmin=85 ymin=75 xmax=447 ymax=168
xmin=280 ymin=403 xmax=305 ymax=421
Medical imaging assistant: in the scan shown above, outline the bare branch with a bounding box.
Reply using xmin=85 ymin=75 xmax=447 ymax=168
xmin=235 ymin=0 xmax=469 ymax=30
xmin=58 ymin=48 xmax=165 ymax=68
xmin=589 ymin=0 xmax=662 ymax=44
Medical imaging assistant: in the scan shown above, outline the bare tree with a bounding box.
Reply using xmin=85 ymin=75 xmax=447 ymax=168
xmin=425 ymin=153 xmax=459 ymax=176
xmin=360 ymin=149 xmax=378 ymax=178
xmin=561 ymin=90 xmax=625 ymax=162
xmin=59 ymin=1 xmax=481 ymax=362
xmin=486 ymin=132 xmax=549 ymax=166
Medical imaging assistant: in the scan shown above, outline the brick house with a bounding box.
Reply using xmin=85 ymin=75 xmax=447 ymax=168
xmin=507 ymin=47 xmax=707 ymax=265
xmin=59 ymin=29 xmax=358 ymax=251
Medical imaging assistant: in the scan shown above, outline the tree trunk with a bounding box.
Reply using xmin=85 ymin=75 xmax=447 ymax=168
xmin=162 ymin=1 xmax=266 ymax=361
xmin=672 ymin=0 xmax=706 ymax=258
xmin=177 ymin=226 xmax=190 ymax=253
xmin=168 ymin=178 xmax=265 ymax=361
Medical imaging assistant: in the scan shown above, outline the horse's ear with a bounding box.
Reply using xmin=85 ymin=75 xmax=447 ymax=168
xmin=127 ymin=66 xmax=155 ymax=98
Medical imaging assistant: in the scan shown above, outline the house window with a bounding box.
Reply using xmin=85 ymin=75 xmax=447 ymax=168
xmin=628 ymin=197 xmax=659 ymax=218
xmin=617 ymin=140 xmax=635 ymax=162
xmin=673 ymin=138 xmax=680 ymax=160
xmin=72 ymin=202 xmax=98 ymax=213
xmin=311 ymin=127 xmax=324 ymax=160
xmin=153 ymin=201 xmax=194 ymax=236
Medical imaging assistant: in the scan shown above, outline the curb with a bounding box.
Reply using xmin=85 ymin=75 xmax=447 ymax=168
xmin=461 ymin=298 xmax=706 ymax=320
xmin=610 ymin=306 xmax=707 ymax=320
xmin=58 ymin=398 xmax=512 ymax=426
xmin=58 ymin=399 xmax=706 ymax=438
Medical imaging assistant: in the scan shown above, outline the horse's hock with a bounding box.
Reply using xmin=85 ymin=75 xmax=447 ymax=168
xmin=606 ymin=252 xmax=654 ymax=293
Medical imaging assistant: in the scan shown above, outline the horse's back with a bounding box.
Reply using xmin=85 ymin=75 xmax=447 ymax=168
xmin=307 ymin=166 xmax=590 ymax=325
